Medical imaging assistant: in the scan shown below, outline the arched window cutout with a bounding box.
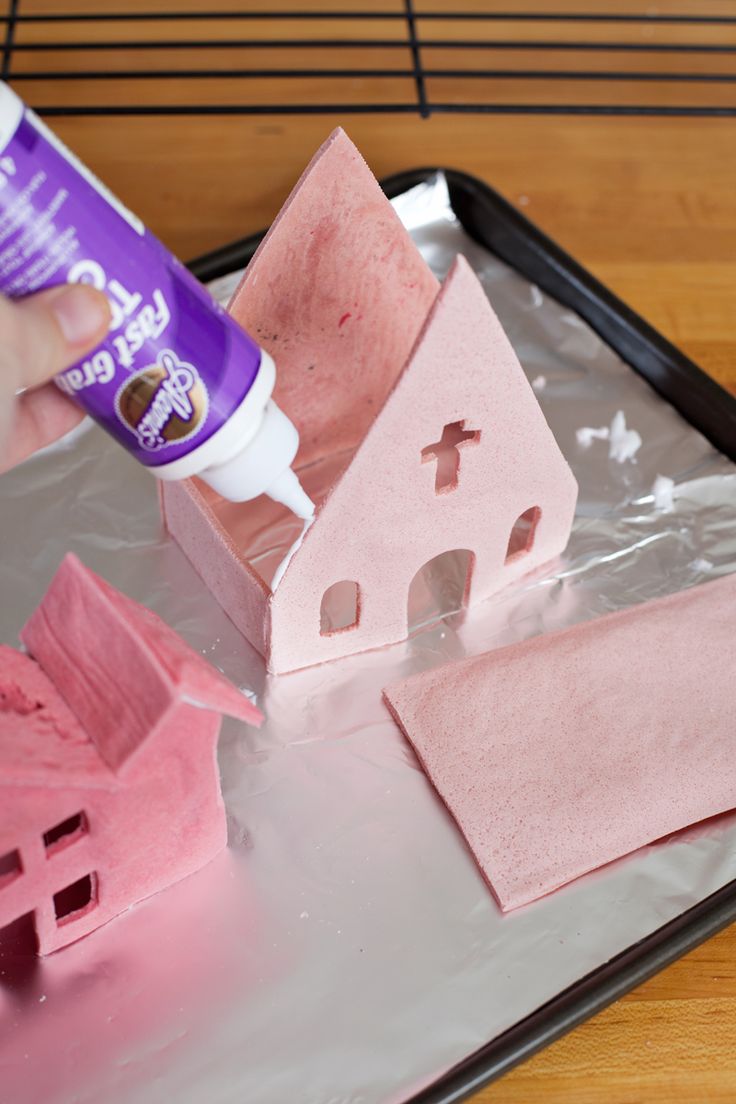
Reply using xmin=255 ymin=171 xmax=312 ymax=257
xmin=320 ymin=580 xmax=360 ymax=636
xmin=506 ymin=507 xmax=541 ymax=562
xmin=408 ymin=549 xmax=474 ymax=634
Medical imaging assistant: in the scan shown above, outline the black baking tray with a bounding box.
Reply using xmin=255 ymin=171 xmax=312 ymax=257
xmin=188 ymin=168 xmax=736 ymax=1104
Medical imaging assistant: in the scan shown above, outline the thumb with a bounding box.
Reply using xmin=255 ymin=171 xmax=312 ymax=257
xmin=0 ymin=284 xmax=111 ymax=392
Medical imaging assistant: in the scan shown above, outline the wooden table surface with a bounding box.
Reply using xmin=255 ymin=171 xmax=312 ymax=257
xmin=11 ymin=1 xmax=736 ymax=1100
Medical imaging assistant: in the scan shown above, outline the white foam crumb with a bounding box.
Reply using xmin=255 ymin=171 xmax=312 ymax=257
xmin=39 ymin=995 xmax=47 ymax=1003
xmin=690 ymin=557 xmax=713 ymax=573
xmin=576 ymin=410 xmax=642 ymax=463
xmin=531 ymin=375 xmax=547 ymax=391
xmin=608 ymin=410 xmax=642 ymax=463
xmin=652 ymin=474 xmax=675 ymax=512
xmin=299 ymin=911 xmax=309 ymax=920
xmin=518 ymin=194 xmax=530 ymax=206
xmin=576 ymin=424 xmax=610 ymax=449
xmin=529 ymin=285 xmax=543 ymax=308
xmin=271 ymin=515 xmax=315 ymax=591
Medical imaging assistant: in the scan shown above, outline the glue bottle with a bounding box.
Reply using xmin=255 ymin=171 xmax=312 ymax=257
xmin=0 ymin=83 xmax=314 ymax=520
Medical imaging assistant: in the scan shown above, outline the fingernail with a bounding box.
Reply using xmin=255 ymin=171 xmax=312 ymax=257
xmin=50 ymin=285 xmax=110 ymax=347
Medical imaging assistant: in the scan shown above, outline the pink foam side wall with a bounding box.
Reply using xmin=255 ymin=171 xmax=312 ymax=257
xmin=161 ymin=478 xmax=271 ymax=663
xmin=0 ymin=852 xmax=259 ymax=1104
xmin=0 ymin=703 xmax=225 ymax=955
xmin=384 ymin=572 xmax=736 ymax=912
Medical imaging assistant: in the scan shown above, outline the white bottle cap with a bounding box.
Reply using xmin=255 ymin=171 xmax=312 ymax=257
xmin=198 ymin=400 xmax=315 ymax=520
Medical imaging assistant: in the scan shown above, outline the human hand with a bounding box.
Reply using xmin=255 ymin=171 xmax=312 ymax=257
xmin=0 ymin=284 xmax=111 ymax=473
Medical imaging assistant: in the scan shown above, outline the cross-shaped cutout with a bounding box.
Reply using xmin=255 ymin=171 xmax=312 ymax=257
xmin=421 ymin=420 xmax=481 ymax=494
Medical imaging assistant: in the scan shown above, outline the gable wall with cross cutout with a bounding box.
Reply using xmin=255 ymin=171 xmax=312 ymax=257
xmin=268 ymin=256 xmax=577 ymax=673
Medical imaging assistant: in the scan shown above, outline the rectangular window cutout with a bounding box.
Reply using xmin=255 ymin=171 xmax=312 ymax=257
xmin=53 ymin=872 xmax=97 ymax=926
xmin=0 ymin=911 xmax=39 ymax=983
xmin=43 ymin=811 xmax=87 ymax=857
xmin=0 ymin=849 xmax=21 ymax=891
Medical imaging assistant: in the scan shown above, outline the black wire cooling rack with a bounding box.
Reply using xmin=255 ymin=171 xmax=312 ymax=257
xmin=2 ymin=3 xmax=736 ymax=119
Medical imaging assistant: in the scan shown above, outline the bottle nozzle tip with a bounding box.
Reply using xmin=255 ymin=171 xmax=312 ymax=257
xmin=268 ymin=468 xmax=315 ymax=521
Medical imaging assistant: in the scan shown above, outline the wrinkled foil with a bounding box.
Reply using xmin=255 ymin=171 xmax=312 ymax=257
xmin=1 ymin=176 xmax=735 ymax=1104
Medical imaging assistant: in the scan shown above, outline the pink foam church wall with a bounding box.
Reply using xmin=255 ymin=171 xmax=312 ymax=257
xmin=162 ymin=132 xmax=577 ymax=674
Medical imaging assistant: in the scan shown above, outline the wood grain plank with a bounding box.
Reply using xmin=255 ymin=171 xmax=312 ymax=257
xmin=479 ymin=926 xmax=736 ymax=1102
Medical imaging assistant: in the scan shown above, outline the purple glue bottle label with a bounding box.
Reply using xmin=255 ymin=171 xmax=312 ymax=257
xmin=0 ymin=84 xmax=262 ymax=471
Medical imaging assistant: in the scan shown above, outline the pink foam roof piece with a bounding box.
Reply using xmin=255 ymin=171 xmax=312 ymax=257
xmin=18 ymin=554 xmax=262 ymax=777
xmin=384 ymin=573 xmax=736 ymax=911
xmin=227 ymin=126 xmax=441 ymax=469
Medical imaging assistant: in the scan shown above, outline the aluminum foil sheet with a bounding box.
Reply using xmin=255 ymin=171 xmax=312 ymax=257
xmin=1 ymin=175 xmax=735 ymax=1104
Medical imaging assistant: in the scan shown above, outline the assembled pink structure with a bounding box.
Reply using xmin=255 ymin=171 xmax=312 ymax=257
xmin=0 ymin=555 xmax=261 ymax=956
xmin=162 ymin=129 xmax=578 ymax=674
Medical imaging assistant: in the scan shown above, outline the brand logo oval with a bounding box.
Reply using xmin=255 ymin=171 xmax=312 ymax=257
xmin=115 ymin=349 xmax=208 ymax=451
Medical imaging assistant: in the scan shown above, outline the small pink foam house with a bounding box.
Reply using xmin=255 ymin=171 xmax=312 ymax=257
xmin=0 ymin=555 xmax=261 ymax=956
xmin=162 ymin=130 xmax=578 ymax=674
